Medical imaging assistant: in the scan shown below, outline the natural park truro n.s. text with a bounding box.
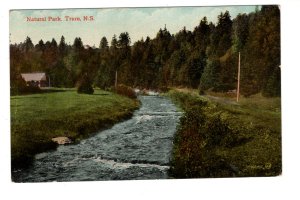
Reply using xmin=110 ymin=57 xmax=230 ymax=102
xmin=26 ymin=16 xmax=94 ymax=22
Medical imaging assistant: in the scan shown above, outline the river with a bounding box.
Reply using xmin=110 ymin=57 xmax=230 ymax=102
xmin=12 ymin=95 xmax=182 ymax=182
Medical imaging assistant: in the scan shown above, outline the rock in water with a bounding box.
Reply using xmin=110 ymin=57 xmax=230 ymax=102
xmin=52 ymin=137 xmax=72 ymax=145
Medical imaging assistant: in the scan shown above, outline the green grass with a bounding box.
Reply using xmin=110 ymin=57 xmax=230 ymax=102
xmin=167 ymin=89 xmax=281 ymax=178
xmin=11 ymin=88 xmax=140 ymax=169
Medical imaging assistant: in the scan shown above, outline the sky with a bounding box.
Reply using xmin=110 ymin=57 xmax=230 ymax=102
xmin=9 ymin=6 xmax=257 ymax=47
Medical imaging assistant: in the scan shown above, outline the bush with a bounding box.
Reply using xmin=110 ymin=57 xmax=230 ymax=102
xmin=158 ymin=86 xmax=170 ymax=93
xmin=168 ymin=91 xmax=240 ymax=178
xmin=169 ymin=104 xmax=237 ymax=178
xmin=112 ymin=84 xmax=137 ymax=99
xmin=77 ymin=74 xmax=94 ymax=94
xmin=10 ymin=74 xmax=41 ymax=95
xmin=199 ymin=88 xmax=205 ymax=95
xmin=169 ymin=90 xmax=281 ymax=178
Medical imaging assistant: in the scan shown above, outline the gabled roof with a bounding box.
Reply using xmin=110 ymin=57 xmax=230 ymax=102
xmin=21 ymin=73 xmax=46 ymax=82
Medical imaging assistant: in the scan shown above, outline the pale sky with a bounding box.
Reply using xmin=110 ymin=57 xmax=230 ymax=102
xmin=9 ymin=6 xmax=257 ymax=46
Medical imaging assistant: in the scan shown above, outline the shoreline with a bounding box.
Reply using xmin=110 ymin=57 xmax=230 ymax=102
xmin=11 ymin=89 xmax=140 ymax=171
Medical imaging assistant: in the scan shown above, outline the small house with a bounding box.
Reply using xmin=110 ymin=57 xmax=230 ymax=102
xmin=21 ymin=72 xmax=48 ymax=87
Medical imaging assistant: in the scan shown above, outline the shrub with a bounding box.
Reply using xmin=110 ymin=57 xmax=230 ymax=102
xmin=169 ymin=104 xmax=237 ymax=178
xmin=77 ymin=74 xmax=94 ymax=94
xmin=112 ymin=84 xmax=137 ymax=99
xmin=168 ymin=92 xmax=239 ymax=178
xmin=159 ymin=86 xmax=170 ymax=93
xmin=10 ymin=74 xmax=41 ymax=95
xmin=169 ymin=90 xmax=281 ymax=178
xmin=199 ymin=88 xmax=205 ymax=95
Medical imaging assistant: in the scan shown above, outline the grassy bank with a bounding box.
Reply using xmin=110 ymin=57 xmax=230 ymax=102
xmin=11 ymin=88 xmax=140 ymax=169
xmin=167 ymin=89 xmax=281 ymax=178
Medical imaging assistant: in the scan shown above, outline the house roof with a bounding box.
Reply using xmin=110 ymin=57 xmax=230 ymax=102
xmin=21 ymin=73 xmax=46 ymax=82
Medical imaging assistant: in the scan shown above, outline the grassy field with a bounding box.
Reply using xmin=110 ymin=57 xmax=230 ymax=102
xmin=11 ymin=88 xmax=140 ymax=169
xmin=167 ymin=89 xmax=281 ymax=178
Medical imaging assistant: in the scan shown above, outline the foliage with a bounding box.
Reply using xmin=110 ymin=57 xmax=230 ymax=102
xmin=77 ymin=74 xmax=94 ymax=94
xmin=112 ymin=84 xmax=137 ymax=99
xmin=199 ymin=58 xmax=221 ymax=91
xmin=167 ymin=90 xmax=281 ymax=178
xmin=99 ymin=36 xmax=109 ymax=50
xmin=10 ymin=74 xmax=42 ymax=95
xmin=10 ymin=74 xmax=27 ymax=95
xmin=10 ymin=6 xmax=281 ymax=99
xmin=240 ymin=6 xmax=280 ymax=97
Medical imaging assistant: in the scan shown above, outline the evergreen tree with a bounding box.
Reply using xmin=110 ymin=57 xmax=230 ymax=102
xmin=77 ymin=73 xmax=94 ymax=94
xmin=73 ymin=37 xmax=84 ymax=51
xmin=111 ymin=34 xmax=118 ymax=49
xmin=10 ymin=7 xmax=280 ymax=97
xmin=99 ymin=36 xmax=109 ymax=50
xmin=210 ymin=11 xmax=232 ymax=57
xmin=50 ymin=38 xmax=57 ymax=48
xmin=118 ymin=32 xmax=131 ymax=48
xmin=241 ymin=5 xmax=280 ymax=97
xmin=36 ymin=40 xmax=45 ymax=52
xmin=194 ymin=17 xmax=210 ymax=51
xmin=58 ymin=35 xmax=67 ymax=56
xmin=232 ymin=14 xmax=249 ymax=52
xmin=23 ymin=36 xmax=34 ymax=52
xmin=199 ymin=58 xmax=221 ymax=91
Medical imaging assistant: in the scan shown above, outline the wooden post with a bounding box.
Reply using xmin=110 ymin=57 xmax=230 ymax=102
xmin=237 ymin=52 xmax=241 ymax=102
xmin=115 ymin=70 xmax=118 ymax=88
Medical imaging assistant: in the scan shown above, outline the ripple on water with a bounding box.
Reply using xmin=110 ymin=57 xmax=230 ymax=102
xmin=12 ymin=96 xmax=182 ymax=182
xmin=93 ymin=157 xmax=169 ymax=171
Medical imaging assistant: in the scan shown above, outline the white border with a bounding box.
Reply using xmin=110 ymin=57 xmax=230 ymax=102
xmin=1 ymin=0 xmax=300 ymax=200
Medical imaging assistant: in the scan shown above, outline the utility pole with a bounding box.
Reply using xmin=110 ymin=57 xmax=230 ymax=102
xmin=237 ymin=52 xmax=241 ymax=102
xmin=115 ymin=70 xmax=118 ymax=88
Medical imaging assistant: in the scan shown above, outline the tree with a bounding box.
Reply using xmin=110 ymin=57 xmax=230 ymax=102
xmin=164 ymin=50 xmax=185 ymax=86
xmin=216 ymin=11 xmax=232 ymax=56
xmin=9 ymin=7 xmax=280 ymax=96
xmin=130 ymin=39 xmax=147 ymax=86
xmin=232 ymin=14 xmax=249 ymax=52
xmin=73 ymin=37 xmax=84 ymax=51
xmin=23 ymin=36 xmax=34 ymax=52
xmin=50 ymin=38 xmax=57 ymax=48
xmin=194 ymin=17 xmax=211 ymax=51
xmin=118 ymin=32 xmax=131 ymax=48
xmin=99 ymin=36 xmax=108 ymax=50
xmin=49 ymin=61 xmax=73 ymax=87
xmin=77 ymin=73 xmax=94 ymax=94
xmin=209 ymin=11 xmax=232 ymax=57
xmin=117 ymin=32 xmax=132 ymax=85
xmin=241 ymin=5 xmax=280 ymax=97
xmin=36 ymin=40 xmax=45 ymax=51
xmin=58 ymin=35 xmax=67 ymax=56
xmin=111 ymin=34 xmax=118 ymax=49
xmin=187 ymin=50 xmax=207 ymax=88
xmin=263 ymin=66 xmax=281 ymax=97
xmin=199 ymin=58 xmax=221 ymax=91
xmin=218 ymin=49 xmax=238 ymax=91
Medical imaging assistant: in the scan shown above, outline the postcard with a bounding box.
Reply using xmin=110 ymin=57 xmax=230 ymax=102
xmin=10 ymin=5 xmax=281 ymax=182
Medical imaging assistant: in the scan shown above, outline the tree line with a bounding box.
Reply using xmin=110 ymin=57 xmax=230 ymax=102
xmin=10 ymin=5 xmax=280 ymax=97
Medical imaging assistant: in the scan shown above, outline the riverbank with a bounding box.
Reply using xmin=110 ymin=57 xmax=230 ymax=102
xmin=167 ymin=89 xmax=281 ymax=178
xmin=11 ymin=89 xmax=140 ymax=169
xmin=12 ymin=95 xmax=181 ymax=182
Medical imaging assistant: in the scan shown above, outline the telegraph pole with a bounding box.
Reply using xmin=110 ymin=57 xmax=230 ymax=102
xmin=115 ymin=70 xmax=118 ymax=88
xmin=237 ymin=52 xmax=241 ymax=102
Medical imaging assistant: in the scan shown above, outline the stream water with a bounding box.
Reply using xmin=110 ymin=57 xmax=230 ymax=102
xmin=12 ymin=95 xmax=182 ymax=182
